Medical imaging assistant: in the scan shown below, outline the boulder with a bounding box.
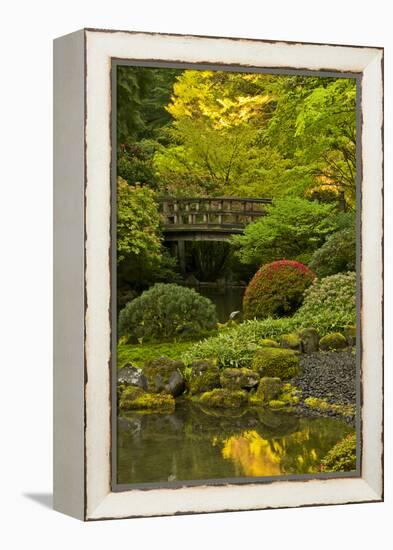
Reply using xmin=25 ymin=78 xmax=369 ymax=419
xmin=260 ymin=338 xmax=280 ymax=348
xmin=220 ymin=368 xmax=259 ymax=390
xmin=280 ymin=333 xmax=302 ymax=351
xmin=298 ymin=328 xmax=319 ymax=353
xmin=319 ymin=332 xmax=347 ymax=351
xmin=188 ymin=368 xmax=221 ymax=395
xmin=118 ymin=386 xmax=175 ymax=413
xmin=198 ymin=388 xmax=248 ymax=409
xmin=252 ymin=347 xmax=300 ymax=380
xmin=117 ymin=364 xmax=148 ymax=390
xmin=343 ymin=325 xmax=356 ymax=347
xmin=189 ymin=359 xmax=216 ymax=375
xmin=143 ymin=356 xmax=185 ymax=394
xmin=164 ymin=371 xmax=186 ymax=397
xmin=254 ymin=377 xmax=282 ymax=403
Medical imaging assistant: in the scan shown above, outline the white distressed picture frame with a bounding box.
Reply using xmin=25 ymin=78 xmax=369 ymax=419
xmin=53 ymin=28 xmax=383 ymax=521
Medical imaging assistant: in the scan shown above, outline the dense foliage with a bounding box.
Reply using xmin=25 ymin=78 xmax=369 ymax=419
xmin=233 ymin=198 xmax=338 ymax=267
xmin=117 ymin=177 xmax=162 ymax=264
xmin=118 ymin=283 xmax=218 ymax=341
xmin=309 ymin=226 xmax=356 ymax=277
xmin=117 ymin=177 xmax=178 ymax=294
xmin=182 ymin=317 xmax=297 ymax=368
xmin=243 ymin=260 xmax=315 ymax=320
xmin=294 ymin=272 xmax=356 ymax=333
xmin=321 ymin=433 xmax=357 ymax=472
xmin=153 ymin=71 xmax=356 ymax=205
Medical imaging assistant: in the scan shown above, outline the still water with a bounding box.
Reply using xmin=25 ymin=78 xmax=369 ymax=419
xmin=117 ymin=400 xmax=354 ymax=484
xmin=195 ymin=286 xmax=245 ymax=323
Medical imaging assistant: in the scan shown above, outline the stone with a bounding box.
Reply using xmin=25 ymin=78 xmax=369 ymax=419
xmin=229 ymin=310 xmax=241 ymax=321
xmin=118 ymin=386 xmax=175 ymax=413
xmin=298 ymin=328 xmax=320 ymax=353
xmin=220 ymin=367 xmax=259 ymax=390
xmin=319 ymin=332 xmax=347 ymax=351
xmin=189 ymin=359 xmax=216 ymax=375
xmin=343 ymin=325 xmax=356 ymax=347
xmin=252 ymin=347 xmax=300 ymax=380
xmin=164 ymin=371 xmax=186 ymax=397
xmin=255 ymin=377 xmax=282 ymax=403
xmin=188 ymin=368 xmax=221 ymax=395
xmin=143 ymin=356 xmax=185 ymax=393
xmin=197 ymin=388 xmax=248 ymax=408
xmin=117 ymin=364 xmax=148 ymax=390
xmin=260 ymin=338 xmax=280 ymax=348
xmin=280 ymin=333 xmax=302 ymax=351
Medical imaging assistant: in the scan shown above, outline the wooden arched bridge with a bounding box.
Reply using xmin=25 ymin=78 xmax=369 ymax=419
xmin=158 ymin=196 xmax=272 ymax=272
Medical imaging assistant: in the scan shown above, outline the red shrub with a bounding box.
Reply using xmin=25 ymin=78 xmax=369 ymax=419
xmin=243 ymin=260 xmax=315 ymax=320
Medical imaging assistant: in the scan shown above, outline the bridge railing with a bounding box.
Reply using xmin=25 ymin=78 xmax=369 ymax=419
xmin=158 ymin=197 xmax=272 ymax=229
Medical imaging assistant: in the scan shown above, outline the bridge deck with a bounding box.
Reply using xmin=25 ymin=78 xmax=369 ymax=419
xmin=159 ymin=196 xmax=272 ymax=240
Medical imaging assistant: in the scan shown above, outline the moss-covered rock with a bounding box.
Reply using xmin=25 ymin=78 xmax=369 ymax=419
xmin=254 ymin=377 xmax=282 ymax=403
xmin=343 ymin=325 xmax=356 ymax=347
xmin=189 ymin=359 xmax=217 ymax=374
xmin=143 ymin=356 xmax=185 ymax=393
xmin=188 ymin=368 xmax=221 ymax=395
xmin=319 ymin=332 xmax=347 ymax=351
xmin=268 ymin=399 xmax=286 ymax=409
xmin=260 ymin=338 xmax=280 ymax=348
xmin=197 ymin=388 xmax=248 ymax=408
xmin=279 ymin=383 xmax=301 ymax=405
xmin=220 ymin=368 xmax=259 ymax=390
xmin=118 ymin=386 xmax=175 ymax=413
xmin=251 ymin=347 xmax=300 ymax=380
xmin=280 ymin=333 xmax=302 ymax=351
xmin=298 ymin=327 xmax=319 ymax=353
xmin=304 ymin=396 xmax=355 ymax=418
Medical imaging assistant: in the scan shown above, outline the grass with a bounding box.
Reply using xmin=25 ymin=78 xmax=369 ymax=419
xmin=117 ymin=340 xmax=196 ymax=369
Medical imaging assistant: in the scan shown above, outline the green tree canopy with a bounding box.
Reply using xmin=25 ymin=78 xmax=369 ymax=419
xmin=232 ymin=197 xmax=338 ymax=267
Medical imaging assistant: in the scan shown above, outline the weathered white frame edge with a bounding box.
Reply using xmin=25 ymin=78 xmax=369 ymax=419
xmin=53 ymin=29 xmax=383 ymax=521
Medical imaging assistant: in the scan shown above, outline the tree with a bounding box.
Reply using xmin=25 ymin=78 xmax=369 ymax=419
xmin=232 ymin=197 xmax=338 ymax=267
xmin=154 ymin=70 xmax=274 ymax=197
xmin=116 ymin=177 xmax=178 ymax=294
xmin=264 ymin=76 xmax=357 ymax=208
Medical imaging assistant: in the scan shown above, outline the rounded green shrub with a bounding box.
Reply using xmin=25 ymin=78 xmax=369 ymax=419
xmin=321 ymin=433 xmax=356 ymax=472
xmin=319 ymin=332 xmax=347 ymax=351
xmin=252 ymin=347 xmax=300 ymax=380
xmin=118 ymin=283 xmax=218 ymax=341
xmin=309 ymin=226 xmax=356 ymax=278
xmin=294 ymin=272 xmax=356 ymax=334
xmin=243 ymin=260 xmax=315 ymax=320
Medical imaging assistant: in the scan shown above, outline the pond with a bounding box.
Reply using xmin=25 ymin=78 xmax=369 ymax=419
xmin=117 ymin=400 xmax=354 ymax=485
xmin=194 ymin=285 xmax=245 ymax=323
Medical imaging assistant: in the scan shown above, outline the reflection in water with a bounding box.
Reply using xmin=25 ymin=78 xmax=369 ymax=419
xmin=117 ymin=401 xmax=354 ymax=484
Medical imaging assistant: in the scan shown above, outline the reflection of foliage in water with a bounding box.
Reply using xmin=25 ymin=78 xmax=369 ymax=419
xmin=217 ymin=417 xmax=348 ymax=477
xmin=117 ymin=402 xmax=354 ymax=484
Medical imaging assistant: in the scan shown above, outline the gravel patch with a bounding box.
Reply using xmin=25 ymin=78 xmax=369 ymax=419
xmin=292 ymin=351 xmax=357 ymax=423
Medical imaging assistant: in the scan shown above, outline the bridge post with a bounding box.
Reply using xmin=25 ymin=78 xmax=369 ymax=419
xmin=177 ymin=240 xmax=186 ymax=274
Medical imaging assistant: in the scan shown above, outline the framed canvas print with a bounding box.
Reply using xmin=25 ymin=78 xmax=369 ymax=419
xmin=53 ymin=29 xmax=384 ymax=521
